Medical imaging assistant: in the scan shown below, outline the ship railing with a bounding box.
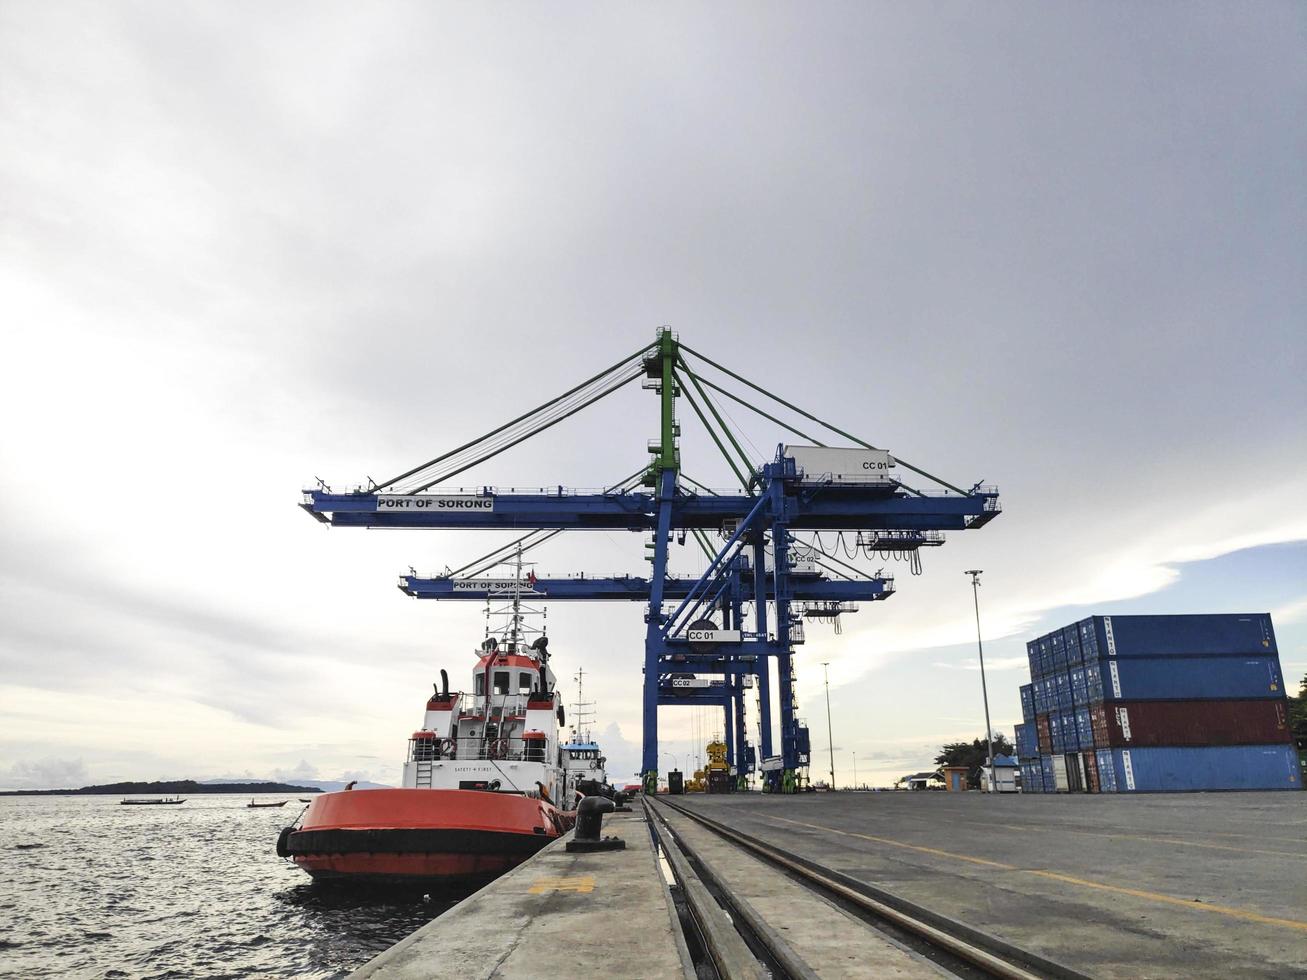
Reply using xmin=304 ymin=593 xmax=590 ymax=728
xmin=410 ymin=735 xmax=551 ymax=763
xmin=455 ymin=737 xmax=549 ymax=763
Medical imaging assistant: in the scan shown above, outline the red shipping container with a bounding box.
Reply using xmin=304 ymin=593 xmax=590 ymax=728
xmin=1082 ymin=750 xmax=1100 ymax=792
xmin=1035 ymin=713 xmax=1052 ymax=753
xmin=1099 ymin=699 xmax=1291 ymax=748
xmin=1090 ymin=703 xmax=1111 ymax=748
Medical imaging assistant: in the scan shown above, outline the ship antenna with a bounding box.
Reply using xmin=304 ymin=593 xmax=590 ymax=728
xmin=572 ymin=666 xmax=596 ymax=743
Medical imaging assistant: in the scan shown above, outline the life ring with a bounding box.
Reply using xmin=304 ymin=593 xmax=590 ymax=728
xmin=490 ymin=738 xmax=509 ymax=760
xmin=589 ymin=760 xmax=601 ymax=770
xmin=439 ymin=738 xmax=455 ymax=758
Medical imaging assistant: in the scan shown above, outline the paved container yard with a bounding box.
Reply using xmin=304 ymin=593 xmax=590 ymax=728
xmin=676 ymin=791 xmax=1307 ymax=979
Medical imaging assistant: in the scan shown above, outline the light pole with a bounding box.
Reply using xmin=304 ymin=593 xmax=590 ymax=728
xmin=822 ymin=662 xmax=836 ymax=789
xmin=852 ymin=750 xmax=858 ymax=790
xmin=965 ymin=570 xmax=996 ymax=793
xmin=662 ymin=751 xmax=681 ymax=774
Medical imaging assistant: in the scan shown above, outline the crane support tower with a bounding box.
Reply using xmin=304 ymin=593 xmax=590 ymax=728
xmin=301 ymin=328 xmax=1000 ymax=793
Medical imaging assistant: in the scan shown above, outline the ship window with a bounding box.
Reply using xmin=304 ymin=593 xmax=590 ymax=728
xmin=475 ymin=674 xmax=485 ymax=696
xmin=493 ymin=671 xmax=510 ymax=695
xmin=518 ymin=672 xmax=533 ymax=695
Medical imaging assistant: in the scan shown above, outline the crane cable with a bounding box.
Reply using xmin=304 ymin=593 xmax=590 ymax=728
xmin=372 ymin=340 xmax=655 ymax=493
xmin=675 ymin=370 xmax=753 ymax=493
xmin=679 ymin=343 xmax=971 ymax=497
xmin=396 ymin=366 xmax=645 ymax=493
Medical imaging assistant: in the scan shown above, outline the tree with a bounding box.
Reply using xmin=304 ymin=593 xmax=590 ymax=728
xmin=1289 ymin=674 xmax=1307 ymax=770
xmin=934 ymin=734 xmax=1014 ymax=790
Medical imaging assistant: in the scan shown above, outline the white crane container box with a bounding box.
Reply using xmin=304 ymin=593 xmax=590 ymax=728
xmin=784 ymin=445 xmax=896 ymax=485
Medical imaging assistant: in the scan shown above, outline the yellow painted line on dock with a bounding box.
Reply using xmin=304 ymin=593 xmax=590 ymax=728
xmin=1022 ymin=869 xmax=1307 ymax=932
xmin=765 ymin=816 xmax=1307 ymax=933
xmin=527 ymin=874 xmax=595 ymax=894
xmin=769 ymin=815 xmax=1010 ymax=869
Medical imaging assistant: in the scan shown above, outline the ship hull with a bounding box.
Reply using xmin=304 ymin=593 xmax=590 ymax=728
xmin=285 ymin=788 xmax=574 ymax=885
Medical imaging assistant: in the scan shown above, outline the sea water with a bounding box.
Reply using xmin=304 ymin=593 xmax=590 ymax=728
xmin=0 ymin=794 xmax=468 ymax=979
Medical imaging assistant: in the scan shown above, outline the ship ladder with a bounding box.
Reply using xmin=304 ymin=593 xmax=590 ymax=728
xmin=415 ymin=760 xmax=434 ymax=788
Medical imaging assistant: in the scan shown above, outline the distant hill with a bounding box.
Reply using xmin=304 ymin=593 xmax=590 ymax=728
xmin=201 ymin=778 xmax=392 ymax=792
xmin=0 ymin=779 xmax=322 ymax=796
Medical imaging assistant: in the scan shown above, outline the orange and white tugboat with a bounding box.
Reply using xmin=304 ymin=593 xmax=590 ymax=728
xmin=278 ymin=560 xmax=585 ymax=885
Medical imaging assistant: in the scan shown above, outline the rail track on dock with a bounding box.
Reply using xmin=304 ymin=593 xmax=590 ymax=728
xmin=648 ymin=796 xmax=1092 ymax=980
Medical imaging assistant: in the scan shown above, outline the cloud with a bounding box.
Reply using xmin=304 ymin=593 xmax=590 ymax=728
xmin=1272 ymin=596 xmax=1307 ymax=625
xmin=2 ymin=757 xmax=89 ymax=791
xmin=1 ymin=3 xmax=1303 ymax=791
xmin=932 ymin=656 xmax=1030 ymax=672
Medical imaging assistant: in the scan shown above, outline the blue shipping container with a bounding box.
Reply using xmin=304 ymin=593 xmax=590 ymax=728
xmin=1076 ymin=707 xmax=1093 ymax=747
xmin=1049 ymin=715 xmax=1063 ymax=753
xmin=1110 ymin=744 xmax=1301 ymax=792
xmin=1040 ymin=754 xmax=1056 ymax=792
xmin=1020 ymin=684 xmax=1035 ymax=722
xmin=1070 ymin=667 xmax=1089 ymax=705
xmin=1094 ymin=613 xmax=1276 ymax=658
xmin=1056 ymin=672 xmax=1073 ymax=710
xmin=1039 ymin=641 xmax=1054 ymax=678
xmin=1025 ymin=762 xmax=1044 ymax=793
xmin=1061 ymin=711 xmax=1080 ymax=751
xmin=1078 ymin=619 xmax=1099 ymax=660
xmin=1063 ymin=626 xmax=1083 ymax=666
xmin=1016 ymin=725 xmax=1029 ymax=756
xmin=1091 ymin=655 xmax=1284 ymax=701
xmin=1087 ymin=666 xmax=1104 ymax=701
xmin=1051 ymin=633 xmax=1067 ymax=669
xmin=1033 ymin=682 xmax=1048 ymax=715
xmin=1096 ymin=749 xmax=1118 ymax=792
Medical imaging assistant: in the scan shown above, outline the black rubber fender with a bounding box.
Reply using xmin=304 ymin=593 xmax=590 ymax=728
xmin=275 ymin=826 xmax=293 ymax=858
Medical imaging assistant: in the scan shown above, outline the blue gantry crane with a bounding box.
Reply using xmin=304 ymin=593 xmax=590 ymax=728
xmin=396 ymin=559 xmax=895 ymax=785
xmin=302 ymin=328 xmax=999 ymax=793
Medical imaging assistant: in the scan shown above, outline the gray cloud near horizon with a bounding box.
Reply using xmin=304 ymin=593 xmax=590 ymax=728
xmin=2 ymin=2 xmax=1304 ymax=788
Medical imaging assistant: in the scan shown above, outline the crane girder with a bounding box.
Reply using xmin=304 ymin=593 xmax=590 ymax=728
xmin=398 ymin=573 xmax=891 ymax=603
xmin=303 ymin=489 xmax=996 ymax=532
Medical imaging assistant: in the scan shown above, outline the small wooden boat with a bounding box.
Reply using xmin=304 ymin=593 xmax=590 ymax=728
xmin=247 ymin=799 xmax=289 ymax=808
xmin=120 ymin=797 xmax=185 ymax=805
xmin=298 ymin=798 xmax=313 ymax=803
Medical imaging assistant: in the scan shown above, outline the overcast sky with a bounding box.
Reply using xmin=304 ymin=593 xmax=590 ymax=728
xmin=3 ymin=2 xmax=1305 ymax=790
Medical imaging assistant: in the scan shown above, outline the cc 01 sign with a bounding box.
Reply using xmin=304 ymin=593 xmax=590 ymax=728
xmin=686 ymin=629 xmax=742 ymax=644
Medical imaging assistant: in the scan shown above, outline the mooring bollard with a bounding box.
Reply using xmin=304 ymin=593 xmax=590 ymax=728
xmin=566 ymin=795 xmax=625 ymax=852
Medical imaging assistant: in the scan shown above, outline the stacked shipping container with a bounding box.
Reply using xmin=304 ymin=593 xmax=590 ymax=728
xmin=1022 ymin=613 xmax=1299 ymax=793
xmin=1015 ymin=684 xmax=1043 ymax=791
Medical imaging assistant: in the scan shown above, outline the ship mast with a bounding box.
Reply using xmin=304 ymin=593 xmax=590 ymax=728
xmin=572 ymin=667 xmax=596 ymax=742
xmin=481 ymin=543 xmax=545 ymax=654
xmin=510 ymin=544 xmax=524 ymax=647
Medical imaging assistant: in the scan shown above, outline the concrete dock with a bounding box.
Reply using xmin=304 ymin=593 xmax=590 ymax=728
xmin=348 ymin=811 xmax=690 ymax=979
xmin=349 ymin=791 xmax=1306 ymax=979
xmin=654 ymin=801 xmax=952 ymax=978
xmin=675 ymin=791 xmax=1307 ymax=979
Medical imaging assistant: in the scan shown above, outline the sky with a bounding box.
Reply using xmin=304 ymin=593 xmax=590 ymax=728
xmin=2 ymin=3 xmax=1304 ymax=790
